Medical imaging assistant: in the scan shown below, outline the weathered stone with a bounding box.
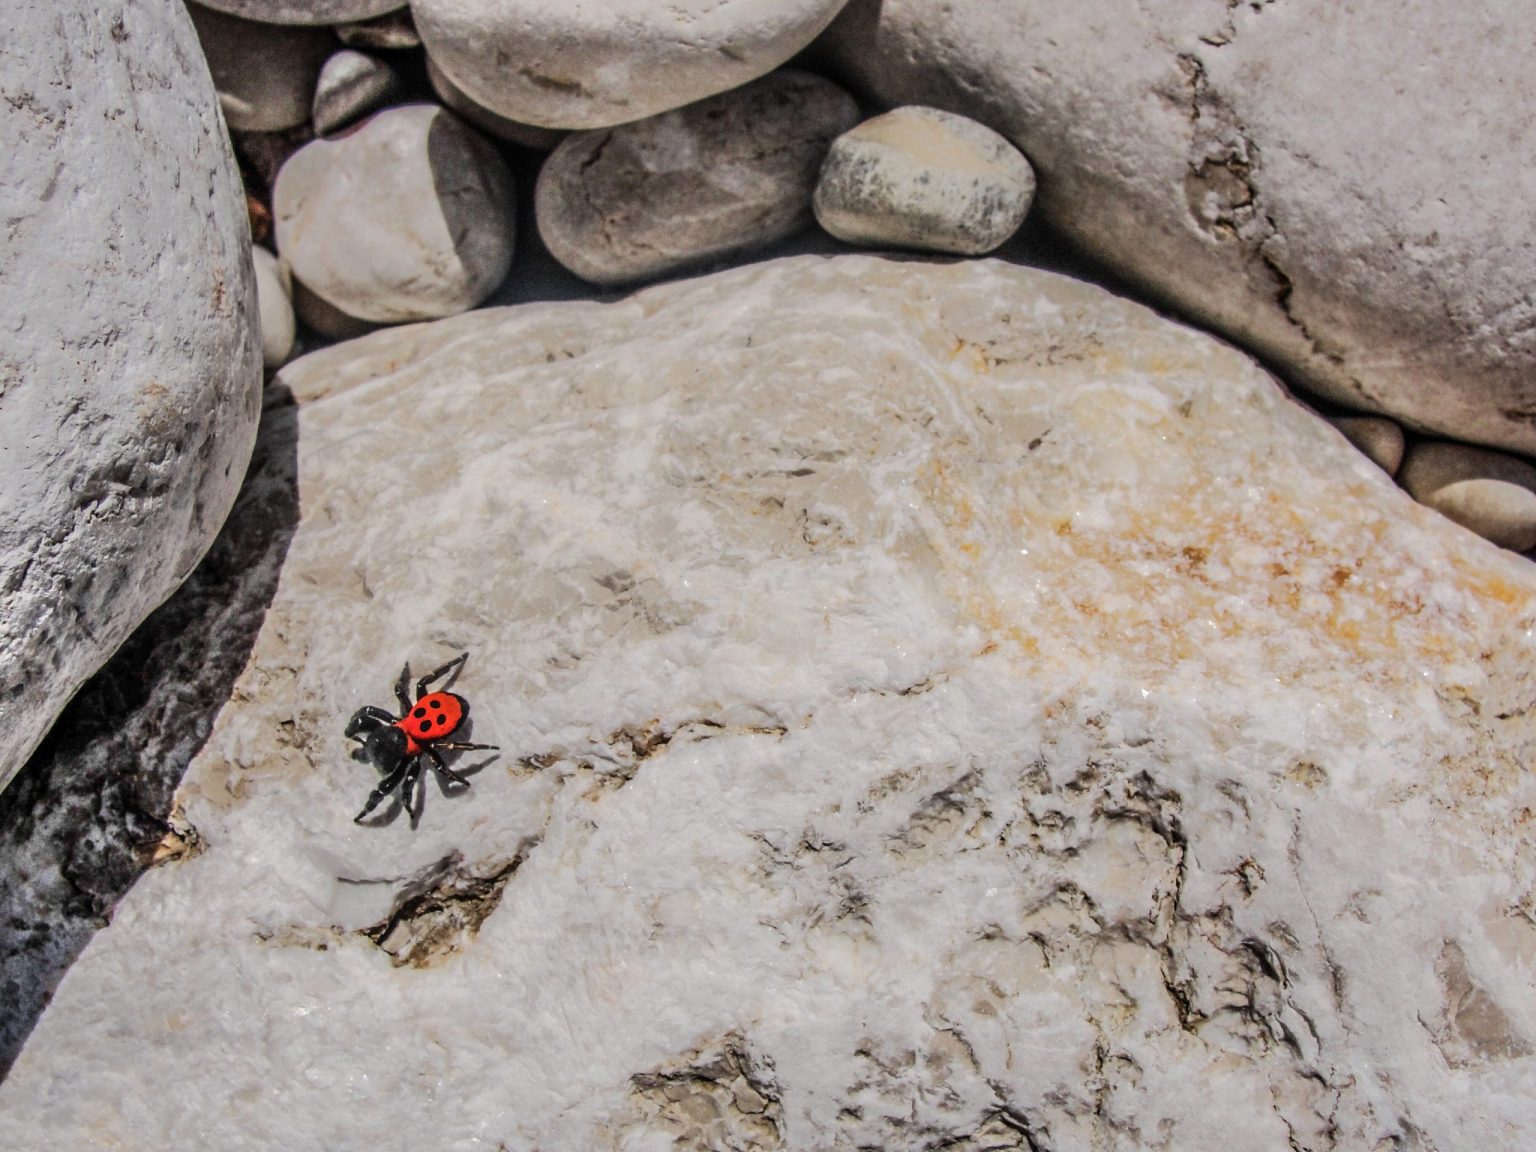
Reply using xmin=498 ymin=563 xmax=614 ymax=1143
xmin=0 ymin=0 xmax=262 ymax=794
xmin=274 ymin=104 xmax=515 ymax=323
xmin=311 ymin=49 xmax=400 ymax=136
xmin=536 ymin=71 xmax=860 ymax=284
xmin=1330 ymin=414 xmax=1405 ymax=477
xmin=424 ymin=55 xmax=564 ymax=151
xmin=814 ymin=105 xmax=1035 ymax=255
xmin=1400 ymin=440 xmax=1536 ymax=552
xmin=253 ymin=245 xmax=296 ymax=370
xmin=821 ymin=0 xmax=1536 ymax=454
xmin=186 ymin=2 xmax=333 ymax=133
xmin=2 ymin=257 xmax=1532 ymax=1149
xmin=413 ymin=0 xmax=854 ymax=130
xmin=193 ymin=0 xmax=404 ymax=25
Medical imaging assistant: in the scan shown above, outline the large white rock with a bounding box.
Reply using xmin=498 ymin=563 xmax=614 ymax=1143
xmin=0 ymin=1 xmax=262 ymax=794
xmin=821 ymin=0 xmax=1536 ymax=454
xmin=2 ymin=257 xmax=1533 ymax=1150
xmin=274 ymin=104 xmax=515 ymax=323
xmin=413 ymin=0 xmax=854 ymax=129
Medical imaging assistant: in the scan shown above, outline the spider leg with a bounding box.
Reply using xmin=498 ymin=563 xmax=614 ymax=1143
xmin=415 ymin=652 xmax=469 ymax=701
xmin=398 ymin=758 xmax=426 ymax=821
xmin=425 ymin=745 xmax=471 ymax=788
xmin=434 ymin=740 xmax=499 ymax=753
xmin=394 ymin=662 xmax=413 ymax=713
xmin=354 ymin=760 xmax=410 ymax=823
xmin=346 ymin=705 xmax=398 ymax=740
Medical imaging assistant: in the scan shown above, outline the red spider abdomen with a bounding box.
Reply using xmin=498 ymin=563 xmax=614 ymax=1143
xmin=395 ymin=692 xmax=466 ymax=754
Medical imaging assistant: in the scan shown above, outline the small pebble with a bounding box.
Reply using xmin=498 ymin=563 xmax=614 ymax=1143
xmin=312 ymin=50 xmax=401 ymax=136
xmin=814 ymin=105 xmax=1036 ymax=255
xmin=252 ymin=246 xmax=296 ymax=369
xmin=425 ymin=55 xmax=563 ymax=151
xmin=192 ymin=1 xmax=406 ymax=24
xmin=275 ymin=104 xmax=515 ymax=323
xmin=290 ymin=280 xmax=378 ymax=341
xmin=186 ymin=2 xmax=332 ymax=133
xmin=336 ymin=10 xmax=421 ymax=50
xmin=1399 ymin=440 xmax=1536 ymax=551
xmin=1330 ymin=414 xmax=1406 ymax=476
xmin=535 ymin=70 xmax=860 ymax=285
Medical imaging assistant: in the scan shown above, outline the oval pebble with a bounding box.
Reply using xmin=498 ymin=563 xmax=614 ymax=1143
xmin=186 ymin=2 xmax=332 ymax=133
xmin=535 ymin=70 xmax=860 ymax=285
xmin=425 ymin=55 xmax=563 ymax=151
xmin=312 ymin=49 xmax=401 ymax=136
xmin=192 ymin=1 xmax=405 ymax=25
xmin=1399 ymin=440 xmax=1536 ymax=551
xmin=252 ymin=246 xmax=296 ymax=369
xmin=274 ymin=104 xmax=515 ymax=323
xmin=1330 ymin=414 xmax=1406 ymax=476
xmin=814 ymin=106 xmax=1036 ymax=256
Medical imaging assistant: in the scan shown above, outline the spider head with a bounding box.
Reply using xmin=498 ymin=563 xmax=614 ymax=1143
xmin=351 ymin=721 xmax=411 ymax=773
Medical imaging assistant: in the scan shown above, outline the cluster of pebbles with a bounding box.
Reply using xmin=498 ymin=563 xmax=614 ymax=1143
xmin=194 ymin=0 xmax=1536 ymax=556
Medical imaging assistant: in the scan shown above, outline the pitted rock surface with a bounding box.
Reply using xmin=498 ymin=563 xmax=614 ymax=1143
xmin=0 ymin=0 xmax=262 ymax=794
xmin=2 ymin=257 xmax=1532 ymax=1150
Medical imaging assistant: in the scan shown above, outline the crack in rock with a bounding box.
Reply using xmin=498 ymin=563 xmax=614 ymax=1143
xmin=359 ymin=847 xmax=533 ymax=968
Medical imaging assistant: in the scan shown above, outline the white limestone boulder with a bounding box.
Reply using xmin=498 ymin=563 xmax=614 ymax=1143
xmin=821 ymin=0 xmax=1536 ymax=454
xmin=193 ymin=0 xmax=405 ymax=25
xmin=2 ymin=256 xmax=1532 ymax=1149
xmin=187 ymin=2 xmax=334 ymax=133
xmin=274 ymin=104 xmax=515 ymax=323
xmin=0 ymin=1 xmax=262 ymax=794
xmin=413 ymin=0 xmax=854 ymax=129
xmin=814 ymin=105 xmax=1036 ymax=255
xmin=536 ymin=71 xmax=860 ymax=284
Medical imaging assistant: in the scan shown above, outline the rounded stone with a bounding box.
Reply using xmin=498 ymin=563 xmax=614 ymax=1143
xmin=335 ymin=10 xmax=420 ymax=50
xmin=312 ymin=49 xmax=401 ymax=136
xmin=814 ymin=106 xmax=1036 ymax=255
xmin=1330 ymin=414 xmax=1405 ymax=476
xmin=191 ymin=1 xmax=404 ymax=25
xmin=425 ymin=55 xmax=563 ymax=151
xmin=413 ymin=0 xmax=853 ymax=129
xmin=291 ymin=281 xmax=378 ymax=341
xmin=252 ymin=246 xmax=296 ymax=369
xmin=1399 ymin=440 xmax=1536 ymax=551
xmin=0 ymin=0 xmax=262 ymax=793
xmin=186 ymin=2 xmax=333 ymax=133
xmin=274 ymin=104 xmax=515 ymax=323
xmin=535 ymin=70 xmax=860 ymax=285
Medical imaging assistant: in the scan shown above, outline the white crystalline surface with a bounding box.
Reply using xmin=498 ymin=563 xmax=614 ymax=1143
xmin=4 ymin=256 xmax=1534 ymax=1150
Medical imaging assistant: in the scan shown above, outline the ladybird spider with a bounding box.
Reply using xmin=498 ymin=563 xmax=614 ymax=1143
xmin=346 ymin=652 xmax=498 ymax=823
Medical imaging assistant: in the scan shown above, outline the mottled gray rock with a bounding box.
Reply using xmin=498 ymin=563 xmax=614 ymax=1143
xmin=311 ymin=49 xmax=400 ymax=136
xmin=821 ymin=0 xmax=1536 ymax=453
xmin=186 ymin=2 xmax=333 ymax=133
xmin=3 ymin=257 xmax=1534 ymax=1150
xmin=193 ymin=0 xmax=404 ymax=25
xmin=0 ymin=389 xmax=298 ymax=1077
xmin=425 ymin=55 xmax=563 ymax=150
xmin=814 ymin=105 xmax=1035 ymax=255
xmin=1330 ymin=414 xmax=1405 ymax=477
xmin=1400 ymin=440 xmax=1536 ymax=552
xmin=0 ymin=1 xmax=262 ymax=794
xmin=536 ymin=71 xmax=860 ymax=284
xmin=253 ymin=246 xmax=296 ymax=370
xmin=274 ymin=104 xmax=515 ymax=323
xmin=291 ymin=280 xmax=378 ymax=341
xmin=335 ymin=9 xmax=419 ymax=50
xmin=413 ymin=0 xmax=853 ymax=129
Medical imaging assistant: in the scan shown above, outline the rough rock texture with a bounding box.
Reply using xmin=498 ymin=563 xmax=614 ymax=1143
xmin=4 ymin=256 xmax=1533 ymax=1149
xmin=815 ymin=105 xmax=1036 ymax=255
xmin=536 ymin=71 xmax=860 ymax=284
xmin=193 ymin=0 xmax=404 ymax=25
xmin=0 ymin=1 xmax=263 ymax=794
xmin=0 ymin=390 xmax=299 ymax=1076
xmin=413 ymin=0 xmax=853 ymax=129
xmin=821 ymin=0 xmax=1536 ymax=454
xmin=1400 ymin=441 xmax=1536 ymax=553
xmin=274 ymin=104 xmax=515 ymax=323
xmin=186 ymin=2 xmax=334 ymax=133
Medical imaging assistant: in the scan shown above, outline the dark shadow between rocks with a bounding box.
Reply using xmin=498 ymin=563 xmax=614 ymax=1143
xmin=0 ymin=384 xmax=301 ymax=1081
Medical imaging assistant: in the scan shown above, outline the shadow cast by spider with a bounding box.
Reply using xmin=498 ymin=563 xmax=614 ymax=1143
xmin=347 ymin=653 xmax=499 ymax=826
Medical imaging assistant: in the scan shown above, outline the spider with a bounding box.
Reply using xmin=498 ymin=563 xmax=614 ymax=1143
xmin=346 ymin=652 xmax=498 ymax=823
